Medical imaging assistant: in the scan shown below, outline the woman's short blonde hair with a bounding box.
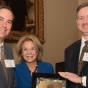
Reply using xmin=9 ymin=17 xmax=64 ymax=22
xmin=16 ymin=34 xmax=43 ymax=62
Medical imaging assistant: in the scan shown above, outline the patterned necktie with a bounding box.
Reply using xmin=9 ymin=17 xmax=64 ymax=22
xmin=78 ymin=41 xmax=88 ymax=75
xmin=0 ymin=45 xmax=8 ymax=81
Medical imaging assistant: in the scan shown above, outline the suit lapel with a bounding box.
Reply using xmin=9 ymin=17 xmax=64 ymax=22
xmin=80 ymin=61 xmax=87 ymax=74
xmin=73 ymin=40 xmax=81 ymax=73
xmin=0 ymin=63 xmax=8 ymax=87
xmin=19 ymin=61 xmax=32 ymax=81
xmin=3 ymin=43 xmax=11 ymax=87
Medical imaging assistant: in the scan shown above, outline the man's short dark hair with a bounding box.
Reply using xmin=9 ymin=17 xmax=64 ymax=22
xmin=76 ymin=2 xmax=88 ymax=13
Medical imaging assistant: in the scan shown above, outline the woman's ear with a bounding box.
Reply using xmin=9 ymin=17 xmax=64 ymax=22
xmin=21 ymin=53 xmax=23 ymax=56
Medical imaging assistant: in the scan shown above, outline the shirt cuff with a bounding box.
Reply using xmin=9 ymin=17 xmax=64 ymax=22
xmin=81 ymin=76 xmax=86 ymax=87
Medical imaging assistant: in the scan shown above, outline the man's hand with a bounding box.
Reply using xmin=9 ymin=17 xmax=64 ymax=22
xmin=58 ymin=72 xmax=82 ymax=84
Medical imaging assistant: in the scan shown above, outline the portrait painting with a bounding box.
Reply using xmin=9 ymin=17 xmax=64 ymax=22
xmin=0 ymin=0 xmax=44 ymax=43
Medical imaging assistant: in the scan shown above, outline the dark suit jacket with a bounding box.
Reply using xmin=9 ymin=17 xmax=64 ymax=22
xmin=65 ymin=40 xmax=88 ymax=88
xmin=0 ymin=43 xmax=17 ymax=88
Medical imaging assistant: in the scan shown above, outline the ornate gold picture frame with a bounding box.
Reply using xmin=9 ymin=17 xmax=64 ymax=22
xmin=5 ymin=0 xmax=44 ymax=43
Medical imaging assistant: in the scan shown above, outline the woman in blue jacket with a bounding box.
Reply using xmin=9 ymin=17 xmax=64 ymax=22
xmin=15 ymin=35 xmax=54 ymax=88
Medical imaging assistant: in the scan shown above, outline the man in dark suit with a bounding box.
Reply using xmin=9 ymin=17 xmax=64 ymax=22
xmin=59 ymin=2 xmax=88 ymax=88
xmin=0 ymin=5 xmax=17 ymax=88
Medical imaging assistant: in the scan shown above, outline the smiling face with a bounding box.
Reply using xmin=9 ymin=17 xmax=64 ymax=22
xmin=21 ymin=40 xmax=38 ymax=63
xmin=76 ymin=6 xmax=88 ymax=38
xmin=0 ymin=8 xmax=13 ymax=43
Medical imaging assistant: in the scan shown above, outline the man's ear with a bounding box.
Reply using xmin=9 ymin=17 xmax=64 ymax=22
xmin=76 ymin=19 xmax=78 ymax=24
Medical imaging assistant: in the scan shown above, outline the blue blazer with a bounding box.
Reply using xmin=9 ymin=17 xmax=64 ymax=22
xmin=65 ymin=40 xmax=88 ymax=88
xmin=15 ymin=61 xmax=54 ymax=88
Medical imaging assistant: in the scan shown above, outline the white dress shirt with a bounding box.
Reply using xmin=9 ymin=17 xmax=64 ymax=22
xmin=79 ymin=37 xmax=86 ymax=87
xmin=0 ymin=43 xmax=3 ymax=60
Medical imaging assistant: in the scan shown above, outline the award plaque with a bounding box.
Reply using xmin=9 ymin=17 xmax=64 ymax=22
xmin=32 ymin=73 xmax=65 ymax=88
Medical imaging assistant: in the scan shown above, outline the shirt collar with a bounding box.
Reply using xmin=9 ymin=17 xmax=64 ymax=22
xmin=81 ymin=37 xmax=86 ymax=46
xmin=0 ymin=42 xmax=3 ymax=47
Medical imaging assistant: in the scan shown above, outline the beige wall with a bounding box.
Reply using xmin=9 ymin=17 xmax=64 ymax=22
xmin=79 ymin=0 xmax=88 ymax=4
xmin=8 ymin=0 xmax=79 ymax=70
xmin=43 ymin=0 xmax=79 ymax=69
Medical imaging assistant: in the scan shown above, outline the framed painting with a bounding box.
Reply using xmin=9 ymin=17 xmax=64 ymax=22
xmin=4 ymin=0 xmax=44 ymax=43
xmin=32 ymin=73 xmax=66 ymax=88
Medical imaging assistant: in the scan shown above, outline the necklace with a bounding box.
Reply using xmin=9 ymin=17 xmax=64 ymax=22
xmin=29 ymin=62 xmax=38 ymax=76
